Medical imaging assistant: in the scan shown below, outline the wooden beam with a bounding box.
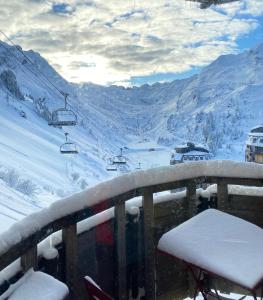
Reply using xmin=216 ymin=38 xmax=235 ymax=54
xmin=207 ymin=177 xmax=263 ymax=187
xmin=62 ymin=224 xmax=78 ymax=298
xmin=217 ymin=181 xmax=229 ymax=211
xmin=187 ymin=180 xmax=197 ymax=218
xmin=115 ymin=202 xmax=127 ymax=300
xmin=21 ymin=246 xmax=37 ymax=272
xmin=142 ymin=188 xmax=156 ymax=300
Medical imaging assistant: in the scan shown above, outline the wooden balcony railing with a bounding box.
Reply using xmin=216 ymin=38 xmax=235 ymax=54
xmin=0 ymin=161 xmax=262 ymax=299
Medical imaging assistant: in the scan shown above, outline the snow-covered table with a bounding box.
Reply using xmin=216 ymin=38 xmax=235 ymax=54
xmin=158 ymin=209 xmax=263 ymax=299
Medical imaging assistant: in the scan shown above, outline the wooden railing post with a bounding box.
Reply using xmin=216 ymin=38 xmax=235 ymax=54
xmin=143 ymin=188 xmax=156 ymax=300
xmin=115 ymin=202 xmax=127 ymax=300
xmin=187 ymin=180 xmax=197 ymax=218
xmin=62 ymin=223 xmax=78 ymax=298
xmin=217 ymin=181 xmax=228 ymax=211
xmin=21 ymin=246 xmax=37 ymax=272
xmin=186 ymin=180 xmax=197 ymax=298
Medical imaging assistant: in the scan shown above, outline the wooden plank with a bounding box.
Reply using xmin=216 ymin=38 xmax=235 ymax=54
xmin=186 ymin=181 xmax=197 ymax=297
xmin=187 ymin=180 xmax=197 ymax=218
xmin=62 ymin=224 xmax=78 ymax=297
xmin=115 ymin=202 xmax=127 ymax=300
xmin=142 ymin=188 xmax=156 ymax=300
xmin=207 ymin=177 xmax=263 ymax=187
xmin=228 ymin=195 xmax=263 ymax=210
xmin=21 ymin=246 xmax=37 ymax=272
xmin=217 ymin=181 xmax=229 ymax=211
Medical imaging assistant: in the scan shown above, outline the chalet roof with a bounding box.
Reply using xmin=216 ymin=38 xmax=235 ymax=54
xmin=174 ymin=142 xmax=210 ymax=154
xmin=251 ymin=125 xmax=263 ymax=133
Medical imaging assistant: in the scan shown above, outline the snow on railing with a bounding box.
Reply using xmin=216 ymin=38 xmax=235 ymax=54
xmin=0 ymin=160 xmax=262 ymax=299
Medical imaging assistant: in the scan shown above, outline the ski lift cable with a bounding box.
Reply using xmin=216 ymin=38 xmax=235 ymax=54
xmin=0 ymin=39 xmax=80 ymax=153
xmin=0 ymin=42 xmax=79 ymax=137
xmin=0 ymin=41 xmax=56 ymax=94
xmin=0 ymin=31 xmax=86 ymax=121
xmin=1 ymin=30 xmax=86 ymax=119
xmin=0 ymin=30 xmax=65 ymax=98
xmin=0 ymin=43 xmax=47 ymax=113
xmin=0 ymin=40 xmax=69 ymax=111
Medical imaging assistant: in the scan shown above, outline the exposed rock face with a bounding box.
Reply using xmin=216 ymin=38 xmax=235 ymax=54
xmin=0 ymin=69 xmax=24 ymax=100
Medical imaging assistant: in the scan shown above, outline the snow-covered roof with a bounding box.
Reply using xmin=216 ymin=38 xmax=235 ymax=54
xmin=158 ymin=209 xmax=263 ymax=290
xmin=251 ymin=125 xmax=263 ymax=133
xmin=0 ymin=161 xmax=262 ymax=257
xmin=174 ymin=142 xmax=210 ymax=154
xmin=248 ymin=132 xmax=263 ymax=138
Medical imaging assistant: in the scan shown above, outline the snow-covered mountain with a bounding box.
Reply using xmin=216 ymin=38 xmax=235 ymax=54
xmin=0 ymin=40 xmax=262 ymax=230
xmin=76 ymin=44 xmax=263 ymax=155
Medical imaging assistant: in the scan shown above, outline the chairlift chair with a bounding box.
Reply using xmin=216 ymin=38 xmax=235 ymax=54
xmin=60 ymin=133 xmax=78 ymax=154
xmin=106 ymin=158 xmax=117 ymax=171
xmin=49 ymin=93 xmax=77 ymax=127
xmin=106 ymin=165 xmax=117 ymax=171
xmin=135 ymin=162 xmax=141 ymax=170
xmin=112 ymin=155 xmax=127 ymax=164
xmin=20 ymin=110 xmax=26 ymax=118
xmin=112 ymin=148 xmax=127 ymax=165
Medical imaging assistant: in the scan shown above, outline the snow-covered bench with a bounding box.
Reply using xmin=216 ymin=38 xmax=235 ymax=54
xmin=3 ymin=269 xmax=69 ymax=300
xmin=158 ymin=209 xmax=263 ymax=299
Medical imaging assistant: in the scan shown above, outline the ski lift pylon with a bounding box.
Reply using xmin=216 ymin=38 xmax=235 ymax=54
xmin=49 ymin=93 xmax=77 ymax=127
xmin=60 ymin=132 xmax=78 ymax=154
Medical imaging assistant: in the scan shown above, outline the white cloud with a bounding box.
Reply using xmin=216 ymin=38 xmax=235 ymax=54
xmin=0 ymin=0 xmax=262 ymax=85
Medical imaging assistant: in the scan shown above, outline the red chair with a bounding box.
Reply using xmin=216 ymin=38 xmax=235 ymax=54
xmin=84 ymin=276 xmax=114 ymax=300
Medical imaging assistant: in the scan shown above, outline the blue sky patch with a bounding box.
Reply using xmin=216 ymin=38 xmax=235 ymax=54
xmin=52 ymin=3 xmax=73 ymax=15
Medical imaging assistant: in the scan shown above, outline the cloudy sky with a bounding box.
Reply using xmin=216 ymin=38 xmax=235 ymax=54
xmin=0 ymin=0 xmax=263 ymax=86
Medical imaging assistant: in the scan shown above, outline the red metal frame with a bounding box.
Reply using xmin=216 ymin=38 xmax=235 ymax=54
xmin=84 ymin=277 xmax=114 ymax=300
xmin=158 ymin=249 xmax=263 ymax=300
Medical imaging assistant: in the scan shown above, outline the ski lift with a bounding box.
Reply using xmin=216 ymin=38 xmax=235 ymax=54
xmin=135 ymin=162 xmax=141 ymax=170
xmin=20 ymin=110 xmax=26 ymax=118
xmin=112 ymin=148 xmax=127 ymax=164
xmin=60 ymin=133 xmax=78 ymax=154
xmin=106 ymin=158 xmax=117 ymax=171
xmin=49 ymin=93 xmax=77 ymax=127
